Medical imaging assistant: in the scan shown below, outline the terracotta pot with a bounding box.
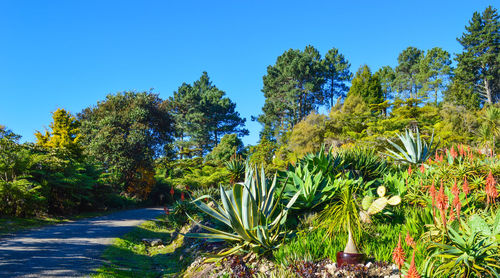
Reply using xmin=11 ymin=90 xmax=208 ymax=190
xmin=336 ymin=251 xmax=365 ymax=267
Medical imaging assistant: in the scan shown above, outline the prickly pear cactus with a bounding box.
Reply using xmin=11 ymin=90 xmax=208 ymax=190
xmin=362 ymin=186 xmax=401 ymax=216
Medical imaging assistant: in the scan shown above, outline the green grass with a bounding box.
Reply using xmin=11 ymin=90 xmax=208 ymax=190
xmin=92 ymin=216 xmax=195 ymax=278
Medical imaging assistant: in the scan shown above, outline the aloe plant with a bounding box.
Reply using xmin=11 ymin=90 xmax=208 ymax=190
xmin=385 ymin=128 xmax=437 ymax=165
xmin=224 ymin=157 xmax=245 ymax=184
xmin=186 ymin=165 xmax=300 ymax=256
xmin=424 ymin=225 xmax=500 ymax=277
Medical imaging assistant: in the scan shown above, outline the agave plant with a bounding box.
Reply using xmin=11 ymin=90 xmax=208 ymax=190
xmin=296 ymin=145 xmax=344 ymax=181
xmin=282 ymin=166 xmax=340 ymax=210
xmin=186 ymin=165 xmax=300 ymax=257
xmin=338 ymin=147 xmax=389 ymax=182
xmin=385 ymin=128 xmax=437 ymax=165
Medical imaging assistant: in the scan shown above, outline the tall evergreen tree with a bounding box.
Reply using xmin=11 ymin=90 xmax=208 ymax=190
xmin=419 ymin=47 xmax=452 ymax=105
xmin=454 ymin=6 xmax=499 ymax=105
xmin=394 ymin=47 xmax=424 ymax=99
xmin=375 ymin=66 xmax=396 ymax=101
xmin=322 ymin=47 xmax=352 ymax=108
xmin=347 ymin=65 xmax=383 ymax=105
xmin=167 ymin=72 xmax=248 ymax=156
xmin=257 ymin=45 xmax=325 ymax=139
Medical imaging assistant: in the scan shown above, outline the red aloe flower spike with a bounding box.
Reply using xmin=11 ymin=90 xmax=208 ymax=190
xmin=408 ymin=165 xmax=413 ymax=176
xmin=451 ymin=179 xmax=459 ymax=196
xmin=392 ymin=234 xmax=405 ymax=272
xmin=439 ymin=153 xmax=444 ymax=162
xmin=405 ymin=250 xmax=421 ymax=278
xmin=450 ymin=146 xmax=458 ymax=159
xmin=429 ymin=180 xmax=437 ymax=217
xmin=435 ymin=151 xmax=439 ymax=161
xmin=459 ymin=144 xmax=465 ymax=157
xmin=436 ymin=182 xmax=449 ymax=211
xmin=437 ymin=182 xmax=449 ymax=230
xmin=485 ymin=171 xmax=498 ymax=205
xmin=405 ymin=231 xmax=416 ymax=249
xmin=181 ymin=192 xmax=185 ymax=201
xmin=419 ymin=164 xmax=425 ymax=174
xmin=462 ymin=176 xmax=470 ymax=196
xmin=448 ymin=205 xmax=455 ymax=222
xmin=170 ymin=186 xmax=174 ymax=197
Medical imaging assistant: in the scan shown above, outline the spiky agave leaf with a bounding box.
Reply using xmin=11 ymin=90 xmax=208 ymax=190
xmin=385 ymin=128 xmax=437 ymax=165
xmin=186 ymin=164 xmax=300 ymax=257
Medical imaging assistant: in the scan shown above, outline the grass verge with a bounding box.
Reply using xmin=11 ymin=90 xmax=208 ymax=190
xmin=92 ymin=215 xmax=195 ymax=278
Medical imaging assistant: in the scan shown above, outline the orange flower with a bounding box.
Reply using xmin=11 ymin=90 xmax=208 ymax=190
xmin=450 ymin=146 xmax=458 ymax=159
xmin=405 ymin=250 xmax=421 ymax=278
xmin=451 ymin=179 xmax=459 ymax=196
xmin=408 ymin=165 xmax=413 ymax=176
xmin=462 ymin=176 xmax=470 ymax=196
xmin=405 ymin=231 xmax=416 ymax=249
xmin=392 ymin=234 xmax=405 ymax=271
xmin=419 ymin=164 xmax=425 ymax=174
xmin=485 ymin=171 xmax=498 ymax=205
xmin=429 ymin=180 xmax=437 ymax=217
xmin=459 ymin=144 xmax=465 ymax=157
xmin=436 ymin=182 xmax=449 ymax=211
xmin=181 ymin=192 xmax=185 ymax=201
xmin=435 ymin=151 xmax=439 ymax=161
xmin=170 ymin=186 xmax=174 ymax=197
xmin=164 ymin=206 xmax=169 ymax=215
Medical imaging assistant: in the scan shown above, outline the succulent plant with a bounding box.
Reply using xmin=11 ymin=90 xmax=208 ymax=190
xmin=186 ymin=165 xmax=300 ymax=257
xmin=360 ymin=185 xmax=401 ymax=222
xmin=385 ymin=128 xmax=437 ymax=165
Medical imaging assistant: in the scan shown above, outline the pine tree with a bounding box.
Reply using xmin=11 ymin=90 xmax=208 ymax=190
xmin=454 ymin=6 xmax=499 ymax=105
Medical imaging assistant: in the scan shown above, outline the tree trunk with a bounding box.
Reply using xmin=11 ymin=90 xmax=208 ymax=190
xmin=344 ymin=226 xmax=360 ymax=254
xmin=484 ymin=78 xmax=493 ymax=104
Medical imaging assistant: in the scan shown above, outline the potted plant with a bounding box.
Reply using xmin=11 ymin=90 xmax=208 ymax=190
xmin=319 ymin=178 xmax=365 ymax=266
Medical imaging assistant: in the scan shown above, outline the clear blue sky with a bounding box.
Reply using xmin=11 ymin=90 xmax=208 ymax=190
xmin=0 ymin=0 xmax=496 ymax=146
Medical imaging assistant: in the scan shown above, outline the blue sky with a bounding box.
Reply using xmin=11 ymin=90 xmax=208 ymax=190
xmin=0 ymin=0 xmax=496 ymax=146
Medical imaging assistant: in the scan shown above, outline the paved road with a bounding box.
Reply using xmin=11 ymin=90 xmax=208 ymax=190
xmin=0 ymin=208 xmax=164 ymax=277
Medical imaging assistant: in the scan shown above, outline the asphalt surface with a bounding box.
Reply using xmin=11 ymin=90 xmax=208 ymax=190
xmin=0 ymin=207 xmax=164 ymax=277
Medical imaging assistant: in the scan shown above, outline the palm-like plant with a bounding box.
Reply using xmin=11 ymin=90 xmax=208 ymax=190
xmin=186 ymin=165 xmax=300 ymax=256
xmin=319 ymin=178 xmax=364 ymax=254
xmin=385 ymin=128 xmax=437 ymax=165
xmin=479 ymin=106 xmax=500 ymax=154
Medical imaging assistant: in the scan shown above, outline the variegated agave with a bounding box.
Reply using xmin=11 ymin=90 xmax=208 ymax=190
xmin=186 ymin=165 xmax=300 ymax=257
xmin=385 ymin=128 xmax=437 ymax=165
